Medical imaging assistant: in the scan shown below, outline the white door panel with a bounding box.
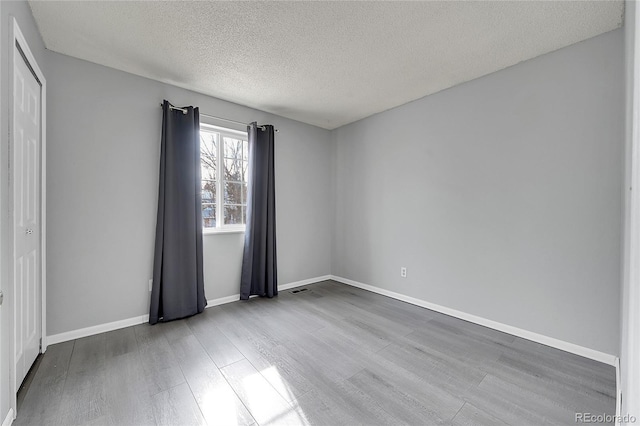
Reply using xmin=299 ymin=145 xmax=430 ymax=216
xmin=13 ymin=48 xmax=41 ymax=390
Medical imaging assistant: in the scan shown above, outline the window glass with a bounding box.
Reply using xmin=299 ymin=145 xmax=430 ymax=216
xmin=200 ymin=126 xmax=248 ymax=230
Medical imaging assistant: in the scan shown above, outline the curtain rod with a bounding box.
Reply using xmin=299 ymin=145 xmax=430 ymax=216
xmin=160 ymin=103 xmax=279 ymax=132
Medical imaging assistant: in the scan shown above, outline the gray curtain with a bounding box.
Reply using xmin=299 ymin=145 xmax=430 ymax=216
xmin=150 ymin=100 xmax=206 ymax=324
xmin=240 ymin=123 xmax=277 ymax=300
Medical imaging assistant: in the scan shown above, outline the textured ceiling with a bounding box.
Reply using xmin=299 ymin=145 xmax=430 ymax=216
xmin=29 ymin=1 xmax=623 ymax=130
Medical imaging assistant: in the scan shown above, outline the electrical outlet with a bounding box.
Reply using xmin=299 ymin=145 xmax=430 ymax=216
xmin=400 ymin=267 xmax=407 ymax=278
xmin=149 ymin=279 xmax=153 ymax=292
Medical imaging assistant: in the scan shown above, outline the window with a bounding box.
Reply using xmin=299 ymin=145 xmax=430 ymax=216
xmin=200 ymin=124 xmax=248 ymax=231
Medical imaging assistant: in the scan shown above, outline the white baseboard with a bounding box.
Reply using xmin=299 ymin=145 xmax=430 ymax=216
xmin=206 ymin=294 xmax=241 ymax=307
xmin=2 ymin=408 xmax=14 ymax=426
xmin=279 ymin=275 xmax=332 ymax=291
xmin=208 ymin=275 xmax=331 ymax=305
xmin=46 ymin=275 xmax=332 ymax=345
xmin=615 ymin=357 xmax=622 ymax=426
xmin=47 ymin=314 xmax=150 ymax=345
xmin=330 ymin=275 xmax=618 ymax=366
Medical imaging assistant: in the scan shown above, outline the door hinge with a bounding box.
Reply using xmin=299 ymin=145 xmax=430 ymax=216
xmin=39 ymin=338 xmax=42 ymax=352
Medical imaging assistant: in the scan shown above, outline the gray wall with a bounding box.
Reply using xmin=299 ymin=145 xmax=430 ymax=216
xmin=333 ymin=29 xmax=624 ymax=356
xmin=0 ymin=1 xmax=48 ymax=421
xmin=45 ymin=52 xmax=333 ymax=336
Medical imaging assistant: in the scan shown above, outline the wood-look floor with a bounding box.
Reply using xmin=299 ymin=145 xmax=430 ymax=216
xmin=14 ymin=280 xmax=616 ymax=426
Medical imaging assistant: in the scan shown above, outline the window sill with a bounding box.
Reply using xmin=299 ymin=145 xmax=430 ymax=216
xmin=203 ymin=227 xmax=245 ymax=235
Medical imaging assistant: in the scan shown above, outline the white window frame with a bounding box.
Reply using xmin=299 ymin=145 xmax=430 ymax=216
xmin=200 ymin=123 xmax=248 ymax=234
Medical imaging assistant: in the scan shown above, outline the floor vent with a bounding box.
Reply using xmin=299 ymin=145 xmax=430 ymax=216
xmin=291 ymin=288 xmax=309 ymax=294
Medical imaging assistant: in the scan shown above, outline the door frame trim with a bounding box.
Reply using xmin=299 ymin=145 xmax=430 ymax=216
xmin=9 ymin=17 xmax=47 ymax=419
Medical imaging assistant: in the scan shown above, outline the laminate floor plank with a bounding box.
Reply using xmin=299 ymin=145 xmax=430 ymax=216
xmin=104 ymin=327 xmax=138 ymax=359
xmin=280 ymin=333 xmax=365 ymax=381
xmin=133 ymin=323 xmax=186 ymax=395
xmin=214 ymin=306 xmax=287 ymax=367
xmin=312 ymin=320 xmax=391 ymax=353
xmin=324 ymin=284 xmax=439 ymax=328
xmin=187 ymin=311 xmax=246 ymax=368
xmin=403 ymin=326 xmax=503 ymax=367
xmin=103 ymin=351 xmax=156 ymax=426
xmin=465 ymin=373 xmax=587 ymax=425
xmin=509 ymin=337 xmax=615 ymax=377
xmin=221 ymin=359 xmax=307 ymax=425
xmin=283 ymin=359 xmax=403 ymax=426
xmin=276 ymin=296 xmax=349 ymax=329
xmin=217 ymin=302 xmax=289 ymax=349
xmin=349 ymin=347 xmax=469 ymax=422
xmin=157 ymin=319 xmax=194 ymax=344
xmin=283 ymin=289 xmax=361 ymax=320
xmin=348 ymin=368 xmax=453 ymax=425
xmin=268 ymin=296 xmax=333 ymax=332
xmin=215 ymin=321 xmax=317 ymax=404
xmin=451 ymin=402 xmax=508 ymax=426
xmin=485 ymin=353 xmax=615 ymax=416
xmin=428 ymin=317 xmax=516 ymax=347
xmin=275 ymin=327 xmax=458 ymax=424
xmin=15 ymin=280 xmax=616 ymax=426
xmin=297 ymin=374 xmax=405 ymax=426
xmin=237 ymin=300 xmax=318 ymax=344
xmin=151 ymin=382 xmax=206 ymax=426
xmin=164 ymin=332 xmax=255 ymax=426
xmin=501 ymin=339 xmax=616 ymax=396
xmin=14 ymin=341 xmax=74 ymax=426
xmin=68 ymin=334 xmax=106 ymax=374
xmin=292 ymin=388 xmax=364 ymax=426
xmin=486 ymin=353 xmax=615 ymax=411
xmin=375 ymin=341 xmax=487 ymax=396
xmin=57 ymin=367 xmax=108 ymax=426
xmin=215 ymin=306 xmax=324 ymax=405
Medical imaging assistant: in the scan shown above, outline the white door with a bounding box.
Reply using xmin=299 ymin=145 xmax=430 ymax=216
xmin=13 ymin=48 xmax=42 ymax=389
